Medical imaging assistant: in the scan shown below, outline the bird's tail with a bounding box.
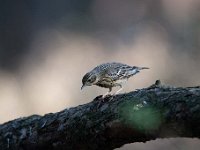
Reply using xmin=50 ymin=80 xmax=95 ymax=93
xmin=138 ymin=67 xmax=149 ymax=70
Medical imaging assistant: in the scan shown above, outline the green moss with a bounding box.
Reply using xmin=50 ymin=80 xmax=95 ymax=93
xmin=119 ymin=101 xmax=162 ymax=131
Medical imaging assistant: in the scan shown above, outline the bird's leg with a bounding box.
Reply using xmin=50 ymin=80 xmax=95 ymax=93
xmin=102 ymin=87 xmax=112 ymax=98
xmin=97 ymin=87 xmax=112 ymax=107
xmin=114 ymin=84 xmax=123 ymax=95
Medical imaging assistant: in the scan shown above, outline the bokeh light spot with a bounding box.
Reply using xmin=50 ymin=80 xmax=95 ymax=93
xmin=120 ymin=101 xmax=162 ymax=131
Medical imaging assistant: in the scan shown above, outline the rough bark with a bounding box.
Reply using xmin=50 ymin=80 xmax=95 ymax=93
xmin=0 ymin=80 xmax=200 ymax=150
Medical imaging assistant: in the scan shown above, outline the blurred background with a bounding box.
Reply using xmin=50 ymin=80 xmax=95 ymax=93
xmin=0 ymin=0 xmax=200 ymax=149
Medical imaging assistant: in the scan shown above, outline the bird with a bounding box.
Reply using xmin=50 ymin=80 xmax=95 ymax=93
xmin=81 ymin=62 xmax=149 ymax=97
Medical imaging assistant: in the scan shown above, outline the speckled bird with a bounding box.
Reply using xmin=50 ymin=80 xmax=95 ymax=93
xmin=81 ymin=62 xmax=149 ymax=97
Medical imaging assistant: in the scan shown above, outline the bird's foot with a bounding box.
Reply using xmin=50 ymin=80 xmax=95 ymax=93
xmin=93 ymin=94 xmax=113 ymax=102
xmin=96 ymin=94 xmax=113 ymax=108
xmin=93 ymin=95 xmax=104 ymax=101
xmin=102 ymin=93 xmax=113 ymax=101
xmin=102 ymin=94 xmax=112 ymax=99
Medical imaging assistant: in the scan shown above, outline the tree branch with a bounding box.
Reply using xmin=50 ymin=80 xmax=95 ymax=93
xmin=0 ymin=80 xmax=200 ymax=150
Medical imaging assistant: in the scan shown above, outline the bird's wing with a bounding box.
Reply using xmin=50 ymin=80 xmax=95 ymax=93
xmin=104 ymin=64 xmax=139 ymax=80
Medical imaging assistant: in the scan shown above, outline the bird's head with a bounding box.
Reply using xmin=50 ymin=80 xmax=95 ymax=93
xmin=81 ymin=72 xmax=97 ymax=90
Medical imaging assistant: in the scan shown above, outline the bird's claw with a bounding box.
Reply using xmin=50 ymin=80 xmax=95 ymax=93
xmin=93 ymin=95 xmax=104 ymax=101
xmin=102 ymin=94 xmax=112 ymax=99
xmin=96 ymin=94 xmax=114 ymax=108
xmin=102 ymin=94 xmax=115 ymax=103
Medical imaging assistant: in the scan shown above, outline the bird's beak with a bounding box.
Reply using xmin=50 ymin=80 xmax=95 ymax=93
xmin=81 ymin=85 xmax=85 ymax=90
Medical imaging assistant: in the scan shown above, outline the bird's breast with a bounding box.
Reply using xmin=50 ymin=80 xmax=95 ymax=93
xmin=95 ymin=78 xmax=113 ymax=88
xmin=95 ymin=78 xmax=128 ymax=88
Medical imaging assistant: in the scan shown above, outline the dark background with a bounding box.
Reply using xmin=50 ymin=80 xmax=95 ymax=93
xmin=1 ymin=0 xmax=199 ymax=71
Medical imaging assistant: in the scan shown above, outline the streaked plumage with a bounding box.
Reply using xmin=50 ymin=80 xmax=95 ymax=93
xmin=81 ymin=62 xmax=149 ymax=97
